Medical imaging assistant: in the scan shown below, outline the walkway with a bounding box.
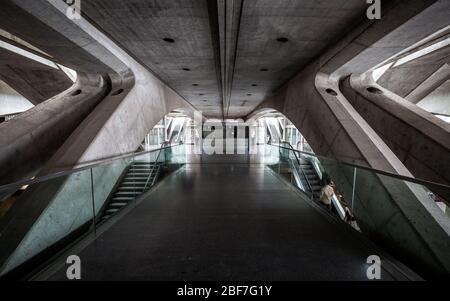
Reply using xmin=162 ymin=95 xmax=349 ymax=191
xmin=48 ymin=155 xmax=415 ymax=280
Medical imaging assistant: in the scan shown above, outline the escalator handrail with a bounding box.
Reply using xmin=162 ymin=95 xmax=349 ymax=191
xmin=270 ymin=143 xmax=450 ymax=190
xmin=278 ymin=141 xmax=314 ymax=196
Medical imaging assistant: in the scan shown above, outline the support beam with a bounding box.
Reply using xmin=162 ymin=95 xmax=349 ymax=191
xmin=0 ymin=47 xmax=72 ymax=105
xmin=406 ymin=64 xmax=450 ymax=104
xmin=342 ymin=73 xmax=450 ymax=186
xmin=0 ymin=73 xmax=108 ymax=186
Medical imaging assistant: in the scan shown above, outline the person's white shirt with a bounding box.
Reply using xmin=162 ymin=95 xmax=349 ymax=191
xmin=320 ymin=184 xmax=334 ymax=205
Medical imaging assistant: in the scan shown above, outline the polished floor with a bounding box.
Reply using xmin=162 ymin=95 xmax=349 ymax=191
xmin=49 ymin=154 xmax=414 ymax=280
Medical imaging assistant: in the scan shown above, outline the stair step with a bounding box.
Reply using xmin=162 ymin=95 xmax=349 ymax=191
xmin=115 ymin=191 xmax=142 ymax=196
xmin=125 ymin=176 xmax=148 ymax=180
xmin=120 ymin=182 xmax=147 ymax=186
xmin=127 ymin=173 xmax=151 ymax=176
xmin=109 ymin=202 xmax=128 ymax=207
xmin=117 ymin=187 xmax=145 ymax=192
xmin=112 ymin=197 xmax=135 ymax=201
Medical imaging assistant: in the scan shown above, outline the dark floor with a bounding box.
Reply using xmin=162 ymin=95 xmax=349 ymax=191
xmin=49 ymin=155 xmax=412 ymax=280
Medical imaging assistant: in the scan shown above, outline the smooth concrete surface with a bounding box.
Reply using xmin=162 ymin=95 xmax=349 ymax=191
xmin=77 ymin=0 xmax=371 ymax=119
xmin=0 ymin=73 xmax=108 ymax=187
xmin=46 ymin=157 xmax=417 ymax=281
xmin=0 ymin=46 xmax=72 ymax=106
xmin=227 ymin=0 xmax=368 ymax=118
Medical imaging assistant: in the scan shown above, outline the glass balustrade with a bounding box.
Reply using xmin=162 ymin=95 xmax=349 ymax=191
xmin=0 ymin=143 xmax=186 ymax=277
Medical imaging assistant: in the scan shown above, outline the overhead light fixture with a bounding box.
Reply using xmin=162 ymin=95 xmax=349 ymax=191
xmin=277 ymin=37 xmax=289 ymax=43
xmin=326 ymin=88 xmax=338 ymax=96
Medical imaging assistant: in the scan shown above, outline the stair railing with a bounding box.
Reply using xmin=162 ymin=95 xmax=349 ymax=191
xmin=143 ymin=142 xmax=168 ymax=191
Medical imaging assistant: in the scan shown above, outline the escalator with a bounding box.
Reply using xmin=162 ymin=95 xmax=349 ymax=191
xmin=273 ymin=141 xmax=348 ymax=221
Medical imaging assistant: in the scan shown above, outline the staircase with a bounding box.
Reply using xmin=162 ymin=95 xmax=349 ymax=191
xmin=98 ymin=161 xmax=162 ymax=222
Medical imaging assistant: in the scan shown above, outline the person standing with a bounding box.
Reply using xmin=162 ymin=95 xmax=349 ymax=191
xmin=319 ymin=179 xmax=334 ymax=212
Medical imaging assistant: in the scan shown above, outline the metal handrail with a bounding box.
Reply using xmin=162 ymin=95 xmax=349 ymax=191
xmin=278 ymin=141 xmax=314 ymax=196
xmin=270 ymin=143 xmax=450 ymax=190
xmin=0 ymin=143 xmax=181 ymax=193
xmin=143 ymin=142 xmax=168 ymax=191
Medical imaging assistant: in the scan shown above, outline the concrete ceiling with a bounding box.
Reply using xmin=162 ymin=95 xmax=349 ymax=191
xmin=378 ymin=43 xmax=450 ymax=98
xmin=82 ymin=0 xmax=368 ymax=119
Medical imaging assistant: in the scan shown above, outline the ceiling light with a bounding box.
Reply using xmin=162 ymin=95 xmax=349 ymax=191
xmin=277 ymin=37 xmax=289 ymax=43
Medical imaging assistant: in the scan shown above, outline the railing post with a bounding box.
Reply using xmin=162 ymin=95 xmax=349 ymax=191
xmin=351 ymin=167 xmax=357 ymax=213
xmin=90 ymin=168 xmax=96 ymax=236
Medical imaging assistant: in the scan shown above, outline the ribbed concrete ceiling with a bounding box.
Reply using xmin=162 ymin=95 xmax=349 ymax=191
xmin=378 ymin=43 xmax=450 ymax=98
xmin=82 ymin=0 xmax=368 ymax=119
